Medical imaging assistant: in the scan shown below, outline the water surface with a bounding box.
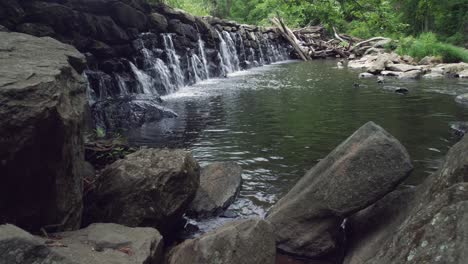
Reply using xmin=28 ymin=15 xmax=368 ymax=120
xmin=127 ymin=60 xmax=468 ymax=220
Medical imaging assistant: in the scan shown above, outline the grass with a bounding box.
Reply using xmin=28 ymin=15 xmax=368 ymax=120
xmin=395 ymin=32 xmax=468 ymax=63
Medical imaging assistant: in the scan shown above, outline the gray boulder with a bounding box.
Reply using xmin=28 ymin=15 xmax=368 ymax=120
xmin=359 ymin=72 xmax=374 ymax=78
xmin=397 ymin=69 xmax=422 ymax=79
xmin=455 ymin=93 xmax=468 ymax=107
xmin=266 ymin=122 xmax=413 ymax=258
xmin=344 ymin=134 xmax=468 ymax=264
xmin=86 ymin=149 xmax=200 ymax=233
xmin=386 ymin=64 xmax=423 ymax=72
xmin=0 ymin=223 xmax=163 ymax=264
xmin=0 ymin=32 xmax=87 ymax=231
xmin=167 ymin=218 xmax=276 ymax=264
xmin=188 ymin=162 xmax=243 ymax=218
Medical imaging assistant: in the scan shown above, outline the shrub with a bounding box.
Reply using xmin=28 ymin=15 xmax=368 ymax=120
xmin=396 ymin=32 xmax=468 ymax=63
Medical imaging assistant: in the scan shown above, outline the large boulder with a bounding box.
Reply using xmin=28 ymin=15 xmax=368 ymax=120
xmin=0 ymin=32 xmax=86 ymax=231
xmin=344 ymin=134 xmax=468 ymax=264
xmin=188 ymin=162 xmax=243 ymax=218
xmin=85 ymin=149 xmax=200 ymax=233
xmin=266 ymin=122 xmax=413 ymax=258
xmin=167 ymin=218 xmax=276 ymax=264
xmin=0 ymin=223 xmax=163 ymax=264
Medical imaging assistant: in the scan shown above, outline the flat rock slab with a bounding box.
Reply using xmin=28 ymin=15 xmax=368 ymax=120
xmin=266 ymin=121 xmax=413 ymax=258
xmin=167 ymin=218 xmax=276 ymax=264
xmin=0 ymin=32 xmax=86 ymax=231
xmin=85 ymin=148 xmax=200 ymax=234
xmin=0 ymin=223 xmax=163 ymax=264
xmin=188 ymin=162 xmax=243 ymax=218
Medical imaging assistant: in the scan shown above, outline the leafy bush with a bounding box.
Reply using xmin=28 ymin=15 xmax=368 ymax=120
xmin=396 ymin=33 xmax=468 ymax=63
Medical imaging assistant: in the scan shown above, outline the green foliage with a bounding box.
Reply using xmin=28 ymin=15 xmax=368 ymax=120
xmin=95 ymin=127 xmax=106 ymax=139
xmin=159 ymin=0 xmax=467 ymax=49
xmin=396 ymin=33 xmax=468 ymax=63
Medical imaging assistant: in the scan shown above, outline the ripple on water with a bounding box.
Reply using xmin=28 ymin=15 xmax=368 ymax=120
xmin=128 ymin=60 xmax=468 ymax=229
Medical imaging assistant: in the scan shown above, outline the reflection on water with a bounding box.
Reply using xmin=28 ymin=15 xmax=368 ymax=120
xmin=127 ymin=60 xmax=468 ymax=218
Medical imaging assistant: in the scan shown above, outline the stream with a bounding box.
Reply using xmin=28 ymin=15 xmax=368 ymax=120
xmin=126 ymin=59 xmax=468 ymax=231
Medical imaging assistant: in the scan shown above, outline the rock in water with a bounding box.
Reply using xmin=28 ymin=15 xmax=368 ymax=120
xmin=0 ymin=223 xmax=163 ymax=264
xmin=0 ymin=32 xmax=87 ymax=231
xmin=85 ymin=149 xmax=200 ymax=233
xmin=188 ymin=162 xmax=243 ymax=218
xmin=167 ymin=218 xmax=276 ymax=264
xmin=344 ymin=134 xmax=468 ymax=264
xmin=455 ymin=93 xmax=468 ymax=107
xmin=266 ymin=122 xmax=413 ymax=258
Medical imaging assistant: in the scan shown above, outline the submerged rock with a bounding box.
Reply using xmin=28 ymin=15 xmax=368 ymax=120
xmin=85 ymin=149 xmax=200 ymax=234
xmin=0 ymin=32 xmax=87 ymax=231
xmin=0 ymin=223 xmax=163 ymax=264
xmin=188 ymin=162 xmax=243 ymax=218
xmin=455 ymin=93 xmax=468 ymax=107
xmin=167 ymin=218 xmax=276 ymax=264
xmin=450 ymin=122 xmax=468 ymax=138
xmin=266 ymin=122 xmax=413 ymax=258
xmin=359 ymin=72 xmax=374 ymax=78
xmin=458 ymin=69 xmax=468 ymax=78
xmin=92 ymin=94 xmax=178 ymax=131
xmin=382 ymin=86 xmax=409 ymax=94
xmin=344 ymin=134 xmax=468 ymax=264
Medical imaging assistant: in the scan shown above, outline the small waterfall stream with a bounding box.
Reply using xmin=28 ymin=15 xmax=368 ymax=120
xmin=86 ymin=28 xmax=291 ymax=124
xmin=163 ymin=34 xmax=185 ymax=89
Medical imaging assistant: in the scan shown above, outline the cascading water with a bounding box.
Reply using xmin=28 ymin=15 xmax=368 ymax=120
xmin=197 ymin=37 xmax=210 ymax=79
xmin=217 ymin=30 xmax=240 ymax=74
xmin=163 ymin=34 xmax=185 ymax=88
xmin=129 ymin=62 xmax=156 ymax=94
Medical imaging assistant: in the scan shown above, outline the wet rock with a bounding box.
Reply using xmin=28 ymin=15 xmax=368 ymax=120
xmin=149 ymin=12 xmax=168 ymax=32
xmin=367 ymin=53 xmax=400 ymax=74
xmin=167 ymin=218 xmax=276 ymax=264
xmin=15 ymin=23 xmax=54 ymax=37
xmin=422 ymin=72 xmax=444 ymax=79
xmin=455 ymin=93 xmax=468 ymax=107
xmin=449 ymin=122 xmax=468 ymax=138
xmin=458 ymin=69 xmax=468 ymax=78
xmin=381 ymin=70 xmax=402 ymax=77
xmin=359 ymin=72 xmax=374 ymax=78
xmin=0 ymin=224 xmax=75 ymax=264
xmin=431 ymin=63 xmax=468 ymax=76
xmin=85 ymin=149 xmax=200 ymax=233
xmin=188 ymin=162 xmax=243 ymax=218
xmin=0 ymin=223 xmax=163 ymax=264
xmin=168 ymin=19 xmax=198 ymax=42
xmin=92 ymin=94 xmax=178 ymax=131
xmin=0 ymin=32 xmax=86 ymax=231
xmin=344 ymin=186 xmax=417 ymax=264
xmin=344 ymin=133 xmax=468 ymax=264
xmin=0 ymin=25 xmax=9 ymax=32
xmin=109 ymin=1 xmax=148 ymax=31
xmin=386 ymin=64 xmax=423 ymax=72
xmin=266 ymin=122 xmax=413 ymax=258
xmin=418 ymin=56 xmax=442 ymax=65
xmin=382 ymin=86 xmax=409 ymax=94
xmin=397 ymin=69 xmax=422 ymax=79
xmin=377 ymin=76 xmax=385 ymax=83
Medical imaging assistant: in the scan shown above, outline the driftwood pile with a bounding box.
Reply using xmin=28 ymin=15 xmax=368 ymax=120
xmin=272 ymin=16 xmax=391 ymax=60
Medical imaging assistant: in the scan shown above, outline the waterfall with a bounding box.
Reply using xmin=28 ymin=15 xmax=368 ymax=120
xmin=237 ymin=33 xmax=247 ymax=62
xmin=163 ymin=34 xmax=185 ymax=88
xmin=257 ymin=40 xmax=266 ymax=65
xmin=217 ymin=30 xmax=240 ymax=74
xmin=197 ymin=37 xmax=210 ymax=79
xmin=129 ymin=62 xmax=156 ymax=94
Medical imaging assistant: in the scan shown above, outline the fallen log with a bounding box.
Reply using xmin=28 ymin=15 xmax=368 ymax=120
xmin=350 ymin=37 xmax=390 ymax=52
xmin=271 ymin=16 xmax=311 ymax=61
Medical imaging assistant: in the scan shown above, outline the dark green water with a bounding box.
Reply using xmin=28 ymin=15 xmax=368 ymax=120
xmin=128 ymin=60 xmax=468 ymax=219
